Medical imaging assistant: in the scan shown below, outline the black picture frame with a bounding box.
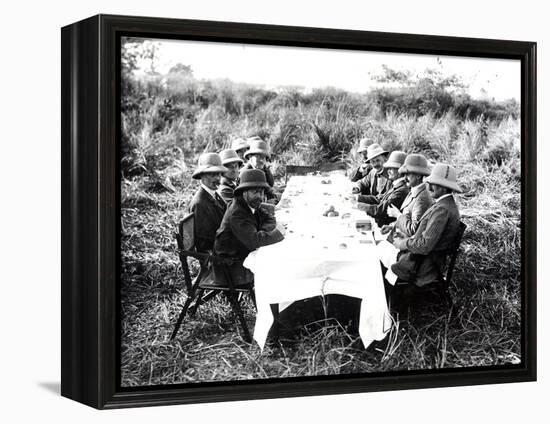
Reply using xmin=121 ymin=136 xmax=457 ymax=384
xmin=61 ymin=14 xmax=537 ymax=409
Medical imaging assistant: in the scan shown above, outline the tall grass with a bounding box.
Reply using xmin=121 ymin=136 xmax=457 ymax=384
xmin=121 ymin=74 xmax=519 ymax=175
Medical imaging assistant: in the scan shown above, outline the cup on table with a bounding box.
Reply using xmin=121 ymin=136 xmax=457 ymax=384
xmin=355 ymin=219 xmax=372 ymax=232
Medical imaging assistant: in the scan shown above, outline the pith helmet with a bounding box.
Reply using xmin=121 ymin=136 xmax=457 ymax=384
xmin=398 ymin=153 xmax=431 ymax=176
xmin=234 ymin=169 xmax=270 ymax=195
xmin=366 ymin=143 xmax=389 ymax=162
xmin=191 ymin=153 xmax=228 ymax=179
xmin=219 ymin=149 xmax=244 ymax=166
xmin=425 ymin=163 xmax=462 ymax=193
xmin=231 ymin=137 xmax=249 ymax=152
xmin=357 ymin=138 xmax=372 ymax=154
xmin=383 ymin=151 xmax=407 ymax=169
xmin=244 ymin=137 xmax=270 ymax=159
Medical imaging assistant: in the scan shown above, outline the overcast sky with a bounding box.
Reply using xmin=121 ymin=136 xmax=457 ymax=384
xmin=129 ymin=38 xmax=520 ymax=101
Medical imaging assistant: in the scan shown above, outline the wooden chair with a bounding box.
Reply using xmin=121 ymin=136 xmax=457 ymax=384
xmin=390 ymin=221 xmax=467 ymax=313
xmin=171 ymin=214 xmax=255 ymax=342
xmin=437 ymin=221 xmax=467 ymax=307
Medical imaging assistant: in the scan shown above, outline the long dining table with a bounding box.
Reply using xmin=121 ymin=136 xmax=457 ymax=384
xmin=243 ymin=171 xmax=393 ymax=350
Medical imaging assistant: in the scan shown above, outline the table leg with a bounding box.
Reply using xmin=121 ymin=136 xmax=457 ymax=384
xmin=270 ymin=303 xmax=280 ymax=344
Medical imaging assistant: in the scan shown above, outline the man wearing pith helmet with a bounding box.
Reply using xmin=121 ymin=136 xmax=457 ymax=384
xmin=188 ymin=152 xmax=228 ymax=253
xmin=383 ymin=153 xmax=433 ymax=237
xmin=231 ymin=137 xmax=249 ymax=161
xmin=241 ymin=136 xmax=277 ymax=202
xmin=214 ymin=169 xmax=286 ymax=286
xmin=349 ymin=138 xmax=374 ymax=182
xmin=357 ymin=151 xmax=409 ymax=226
xmin=352 ymin=143 xmax=391 ymax=199
xmin=217 ymin=148 xmax=243 ymax=204
xmin=391 ymin=163 xmax=462 ymax=287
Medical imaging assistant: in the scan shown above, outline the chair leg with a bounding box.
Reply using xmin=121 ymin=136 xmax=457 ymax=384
xmin=249 ymin=290 xmax=257 ymax=310
xmin=385 ymin=284 xmax=396 ymax=313
xmin=439 ymin=284 xmax=454 ymax=311
xmin=198 ymin=290 xmax=220 ymax=305
xmin=189 ymin=288 xmax=206 ymax=317
xmin=226 ymin=292 xmax=252 ymax=343
xmin=393 ymin=284 xmax=415 ymax=318
xmin=170 ymin=289 xmax=199 ymax=340
xmin=270 ymin=303 xmax=280 ymax=344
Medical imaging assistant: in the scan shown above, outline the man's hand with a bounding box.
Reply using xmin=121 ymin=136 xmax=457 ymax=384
xmin=359 ymin=163 xmax=370 ymax=172
xmin=260 ymin=202 xmax=276 ymax=215
xmin=356 ymin=202 xmax=370 ymax=213
xmin=387 ymin=204 xmax=401 ymax=219
xmin=380 ymin=224 xmax=393 ymax=235
xmin=351 ymin=186 xmax=360 ymax=194
xmin=392 ymin=237 xmax=408 ymax=251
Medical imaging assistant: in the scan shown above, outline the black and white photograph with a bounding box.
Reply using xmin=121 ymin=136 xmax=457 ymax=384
xmin=119 ymin=35 xmax=523 ymax=387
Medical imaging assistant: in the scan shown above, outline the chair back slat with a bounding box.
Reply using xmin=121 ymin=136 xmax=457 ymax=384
xmin=175 ymin=213 xmax=196 ymax=294
xmin=445 ymin=221 xmax=467 ymax=286
xmin=179 ymin=213 xmax=195 ymax=251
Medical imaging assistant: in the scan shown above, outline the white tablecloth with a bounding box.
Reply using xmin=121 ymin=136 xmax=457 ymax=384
xmin=243 ymin=173 xmax=393 ymax=349
xmin=377 ymin=240 xmax=400 ymax=285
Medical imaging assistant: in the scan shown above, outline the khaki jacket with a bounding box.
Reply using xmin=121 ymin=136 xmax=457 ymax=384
xmin=356 ymin=168 xmax=391 ymax=198
xmin=364 ymin=177 xmax=409 ymax=226
xmin=395 ymin=183 xmax=433 ymax=237
xmin=404 ymin=195 xmax=461 ymax=286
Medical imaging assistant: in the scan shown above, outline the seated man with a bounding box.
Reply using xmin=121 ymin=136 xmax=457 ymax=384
xmin=214 ymin=169 xmax=286 ymax=286
xmin=241 ymin=136 xmax=278 ymax=203
xmin=231 ymin=137 xmax=249 ymax=161
xmin=349 ymin=138 xmax=373 ymax=182
xmin=351 ymin=143 xmax=391 ymax=202
xmin=390 ymin=163 xmax=462 ymax=288
xmin=188 ymin=152 xmax=228 ymax=253
xmin=217 ymin=148 xmax=243 ymax=203
xmin=356 ymin=151 xmax=409 ymax=227
xmin=382 ymin=153 xmax=433 ymax=238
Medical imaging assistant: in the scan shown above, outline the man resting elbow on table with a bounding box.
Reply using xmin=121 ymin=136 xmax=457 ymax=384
xmin=380 ymin=153 xmax=433 ymax=240
xmin=356 ymin=151 xmax=409 ymax=227
xmin=350 ymin=143 xmax=391 ymax=203
xmin=213 ymin=169 xmax=286 ymax=287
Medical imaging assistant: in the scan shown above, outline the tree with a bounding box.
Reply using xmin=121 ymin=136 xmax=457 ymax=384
xmin=168 ymin=63 xmax=194 ymax=78
xmin=121 ymin=38 xmax=160 ymax=81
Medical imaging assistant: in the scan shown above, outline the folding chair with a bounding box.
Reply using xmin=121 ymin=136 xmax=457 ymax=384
xmin=174 ymin=213 xmax=208 ymax=294
xmin=171 ymin=214 xmax=255 ymax=342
